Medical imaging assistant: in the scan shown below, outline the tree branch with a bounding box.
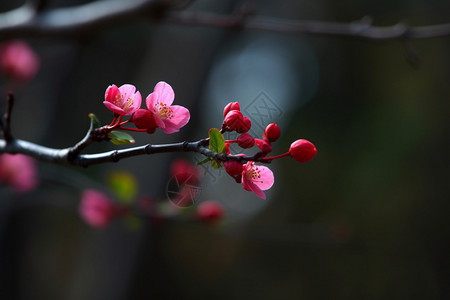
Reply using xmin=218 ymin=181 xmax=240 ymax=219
xmin=0 ymin=136 xmax=265 ymax=168
xmin=1 ymin=0 xmax=450 ymax=40
xmin=0 ymin=0 xmax=171 ymax=38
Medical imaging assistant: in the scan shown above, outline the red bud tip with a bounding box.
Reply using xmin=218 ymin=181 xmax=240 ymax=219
xmin=289 ymin=139 xmax=317 ymax=162
xmin=196 ymin=201 xmax=224 ymax=223
xmin=265 ymin=123 xmax=281 ymax=142
xmin=223 ymin=101 xmax=241 ymax=117
xmin=237 ymin=133 xmax=255 ymax=148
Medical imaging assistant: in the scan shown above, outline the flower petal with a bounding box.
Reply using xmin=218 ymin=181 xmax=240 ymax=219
xmin=241 ymin=175 xmax=266 ymax=199
xmin=153 ymin=81 xmax=175 ymax=106
xmin=123 ymin=91 xmax=141 ymax=114
xmin=105 ymin=84 xmax=119 ymax=103
xmin=118 ymin=84 xmax=136 ymax=101
xmin=155 ymin=115 xmax=166 ymax=128
xmin=161 ymin=105 xmax=190 ymax=134
xmin=145 ymin=91 xmax=159 ymax=111
xmin=103 ymin=101 xmax=126 ymax=115
xmin=252 ymin=165 xmax=274 ymax=190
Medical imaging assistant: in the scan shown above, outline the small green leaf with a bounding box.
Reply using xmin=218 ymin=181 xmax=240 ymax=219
xmin=196 ymin=157 xmax=211 ymax=166
xmin=108 ymin=131 xmax=135 ymax=145
xmin=208 ymin=128 xmax=225 ymax=169
xmin=107 ymin=171 xmax=138 ymax=205
xmin=88 ymin=113 xmax=101 ymax=128
xmin=209 ymin=128 xmax=225 ymax=154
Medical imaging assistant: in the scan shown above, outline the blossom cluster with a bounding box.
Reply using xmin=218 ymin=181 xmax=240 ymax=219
xmin=219 ymin=101 xmax=317 ymax=199
xmin=103 ymin=81 xmax=190 ymax=134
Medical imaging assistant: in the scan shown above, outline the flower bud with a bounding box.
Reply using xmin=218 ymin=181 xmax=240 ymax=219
xmin=223 ymin=101 xmax=240 ymax=117
xmin=170 ymin=158 xmax=200 ymax=186
xmin=265 ymin=123 xmax=281 ymax=142
xmin=196 ymin=201 xmax=225 ymax=223
xmin=289 ymin=139 xmax=317 ymax=162
xmin=0 ymin=153 xmax=38 ymax=193
xmin=236 ymin=116 xmax=251 ymax=133
xmin=224 ymin=160 xmax=243 ymax=177
xmin=224 ymin=110 xmax=244 ymax=131
xmin=255 ymin=138 xmax=272 ymax=153
xmin=0 ymin=40 xmax=39 ymax=82
xmin=131 ymin=109 xmax=157 ymax=133
xmin=79 ymin=189 xmax=116 ymax=229
xmin=237 ymin=133 xmax=255 ymax=148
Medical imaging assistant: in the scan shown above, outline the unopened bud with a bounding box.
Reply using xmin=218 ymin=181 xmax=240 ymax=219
xmin=265 ymin=123 xmax=281 ymax=142
xmin=224 ymin=160 xmax=243 ymax=177
xmin=236 ymin=116 xmax=251 ymax=133
xmin=237 ymin=133 xmax=255 ymax=148
xmin=131 ymin=109 xmax=157 ymax=133
xmin=223 ymin=101 xmax=241 ymax=117
xmin=224 ymin=110 xmax=244 ymax=131
xmin=289 ymin=139 xmax=317 ymax=162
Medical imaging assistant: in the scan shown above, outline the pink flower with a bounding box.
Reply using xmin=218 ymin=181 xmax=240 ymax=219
xmin=0 ymin=154 xmax=39 ymax=193
xmin=103 ymin=84 xmax=142 ymax=116
xmin=0 ymin=40 xmax=39 ymax=82
xmin=170 ymin=158 xmax=200 ymax=186
xmin=196 ymin=201 xmax=225 ymax=223
xmin=241 ymin=161 xmax=274 ymax=199
xmin=145 ymin=81 xmax=190 ymax=134
xmin=79 ymin=189 xmax=116 ymax=229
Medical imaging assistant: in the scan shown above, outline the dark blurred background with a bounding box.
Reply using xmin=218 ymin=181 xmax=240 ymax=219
xmin=0 ymin=0 xmax=449 ymax=299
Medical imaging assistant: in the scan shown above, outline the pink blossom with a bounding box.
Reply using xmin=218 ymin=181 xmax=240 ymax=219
xmin=196 ymin=201 xmax=225 ymax=223
xmin=145 ymin=81 xmax=190 ymax=134
xmin=79 ymin=189 xmax=116 ymax=229
xmin=170 ymin=158 xmax=200 ymax=186
xmin=241 ymin=162 xmax=274 ymax=199
xmin=103 ymin=84 xmax=142 ymax=116
xmin=0 ymin=40 xmax=39 ymax=82
xmin=0 ymin=154 xmax=39 ymax=193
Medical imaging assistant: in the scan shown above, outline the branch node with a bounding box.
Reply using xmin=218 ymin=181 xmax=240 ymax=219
xmin=145 ymin=144 xmax=152 ymax=154
xmin=110 ymin=150 xmax=120 ymax=162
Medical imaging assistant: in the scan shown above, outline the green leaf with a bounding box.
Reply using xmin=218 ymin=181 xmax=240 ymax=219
xmin=107 ymin=171 xmax=138 ymax=205
xmin=88 ymin=113 xmax=101 ymax=128
xmin=209 ymin=128 xmax=225 ymax=153
xmin=108 ymin=131 xmax=135 ymax=145
xmin=209 ymin=128 xmax=225 ymax=169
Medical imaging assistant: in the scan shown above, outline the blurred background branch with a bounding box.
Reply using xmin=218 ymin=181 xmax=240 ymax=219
xmin=1 ymin=0 xmax=450 ymax=40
